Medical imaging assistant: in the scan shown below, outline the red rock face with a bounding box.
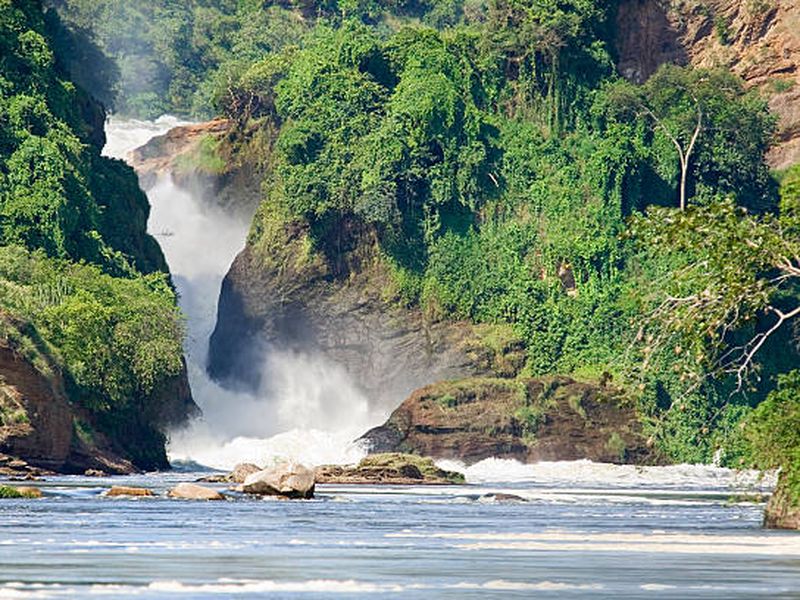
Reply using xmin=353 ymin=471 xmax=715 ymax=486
xmin=361 ymin=377 xmax=658 ymax=466
xmin=616 ymin=0 xmax=800 ymax=169
xmin=0 ymin=340 xmax=72 ymax=472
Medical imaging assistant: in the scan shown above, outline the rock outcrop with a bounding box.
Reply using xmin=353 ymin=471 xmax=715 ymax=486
xmin=0 ymin=336 xmax=136 ymax=474
xmin=316 ymin=453 xmax=465 ymax=485
xmin=0 ymin=321 xmax=193 ymax=475
xmin=616 ymin=0 xmax=800 ymax=169
xmin=207 ymin=218 xmax=524 ymax=411
xmin=764 ymin=472 xmax=800 ymax=530
xmin=239 ymin=461 xmax=316 ymax=499
xmin=362 ymin=377 xmax=657 ymax=465
xmin=131 ymin=119 xmax=262 ymax=219
xmin=168 ymin=483 xmax=226 ymax=501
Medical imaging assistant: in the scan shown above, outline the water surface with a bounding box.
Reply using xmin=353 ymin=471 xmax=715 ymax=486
xmin=1 ymin=465 xmax=797 ymax=599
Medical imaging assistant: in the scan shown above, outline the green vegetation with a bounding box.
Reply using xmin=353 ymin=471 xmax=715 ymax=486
xmin=0 ymin=485 xmax=42 ymax=499
xmin=188 ymin=0 xmax=793 ymax=469
xmin=747 ymin=371 xmax=800 ymax=501
xmin=1 ymin=1 xmax=187 ymax=469
xmin=15 ymin=0 xmax=800 ymax=487
xmin=358 ymin=453 xmax=466 ymax=484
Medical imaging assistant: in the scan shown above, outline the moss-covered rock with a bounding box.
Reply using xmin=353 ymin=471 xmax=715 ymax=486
xmin=764 ymin=471 xmax=800 ymax=530
xmin=0 ymin=485 xmax=42 ymax=499
xmin=316 ymin=453 xmax=465 ymax=485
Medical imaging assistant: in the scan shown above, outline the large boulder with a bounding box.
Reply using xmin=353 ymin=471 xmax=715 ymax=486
xmin=240 ymin=461 xmax=315 ymax=499
xmin=168 ymin=482 xmax=225 ymax=501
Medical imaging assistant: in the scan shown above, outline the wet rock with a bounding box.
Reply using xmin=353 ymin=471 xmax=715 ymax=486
xmin=105 ymin=486 xmax=155 ymax=498
xmin=199 ymin=463 xmax=262 ymax=484
xmin=84 ymin=469 xmax=107 ymax=478
xmin=240 ymin=462 xmax=315 ymax=499
xmin=480 ymin=493 xmax=527 ymax=503
xmin=168 ymin=483 xmax=225 ymax=501
xmin=315 ymin=453 xmax=465 ymax=485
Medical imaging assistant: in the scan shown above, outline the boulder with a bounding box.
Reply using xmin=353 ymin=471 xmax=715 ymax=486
xmin=229 ymin=463 xmax=262 ymax=483
xmin=197 ymin=463 xmax=262 ymax=484
xmin=168 ymin=483 xmax=225 ymax=501
xmin=84 ymin=469 xmax=107 ymax=477
xmin=240 ymin=461 xmax=315 ymax=499
xmin=105 ymin=486 xmax=155 ymax=498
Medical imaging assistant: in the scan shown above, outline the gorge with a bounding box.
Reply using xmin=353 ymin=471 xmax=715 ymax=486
xmin=2 ymin=0 xmax=800 ymax=596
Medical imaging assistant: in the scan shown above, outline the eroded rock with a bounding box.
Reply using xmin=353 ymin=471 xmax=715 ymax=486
xmin=168 ymin=483 xmax=225 ymax=501
xmin=240 ymin=462 xmax=315 ymax=499
xmin=105 ymin=486 xmax=155 ymax=498
xmin=361 ymin=377 xmax=657 ymax=466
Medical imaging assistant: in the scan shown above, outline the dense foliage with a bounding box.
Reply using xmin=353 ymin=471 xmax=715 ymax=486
xmin=38 ymin=0 xmax=800 ymax=478
xmin=210 ymin=2 xmax=793 ymax=467
xmin=0 ymin=0 xmax=187 ymax=467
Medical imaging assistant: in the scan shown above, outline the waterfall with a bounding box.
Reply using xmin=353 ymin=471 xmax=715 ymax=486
xmin=104 ymin=117 xmax=381 ymax=471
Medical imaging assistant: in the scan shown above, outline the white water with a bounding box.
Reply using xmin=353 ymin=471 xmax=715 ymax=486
xmin=104 ymin=117 xmax=381 ymax=470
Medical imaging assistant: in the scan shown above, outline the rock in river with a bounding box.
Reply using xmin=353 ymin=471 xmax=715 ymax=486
xmin=105 ymin=486 xmax=155 ymax=498
xmin=168 ymin=483 xmax=225 ymax=501
xmin=240 ymin=461 xmax=315 ymax=499
xmin=315 ymin=453 xmax=465 ymax=485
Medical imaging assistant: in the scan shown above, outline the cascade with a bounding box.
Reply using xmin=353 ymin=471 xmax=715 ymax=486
xmin=104 ymin=117 xmax=383 ymax=470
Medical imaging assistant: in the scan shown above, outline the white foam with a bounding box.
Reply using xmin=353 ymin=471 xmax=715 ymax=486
xmin=438 ymin=458 xmax=776 ymax=490
xmin=147 ymin=579 xmax=407 ymax=594
xmin=102 ymin=115 xmax=190 ymax=161
xmin=389 ymin=531 xmax=800 ymax=556
xmin=168 ymin=428 xmax=368 ymax=471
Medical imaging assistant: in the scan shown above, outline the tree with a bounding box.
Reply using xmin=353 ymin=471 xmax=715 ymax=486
xmin=597 ymin=66 xmax=775 ymax=211
xmin=630 ymin=200 xmax=800 ymax=391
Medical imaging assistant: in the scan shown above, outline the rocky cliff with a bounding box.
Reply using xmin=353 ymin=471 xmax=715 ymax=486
xmin=0 ymin=320 xmax=194 ymax=474
xmin=207 ymin=217 xmax=523 ymax=411
xmin=616 ymin=0 xmax=800 ymax=169
xmin=361 ymin=377 xmax=657 ymax=465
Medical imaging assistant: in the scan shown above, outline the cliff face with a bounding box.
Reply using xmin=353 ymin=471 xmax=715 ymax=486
xmin=616 ymin=0 xmax=800 ymax=169
xmin=361 ymin=377 xmax=657 ymax=465
xmin=0 ymin=319 xmax=198 ymax=475
xmin=207 ymin=220 xmax=519 ymax=411
xmin=131 ymin=119 xmax=262 ymax=220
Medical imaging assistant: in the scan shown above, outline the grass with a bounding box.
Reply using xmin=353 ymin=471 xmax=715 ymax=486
xmin=0 ymin=486 xmax=41 ymax=499
xmin=175 ymin=135 xmax=227 ymax=175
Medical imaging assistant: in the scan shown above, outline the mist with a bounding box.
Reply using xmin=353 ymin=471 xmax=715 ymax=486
xmin=105 ymin=118 xmax=385 ymax=471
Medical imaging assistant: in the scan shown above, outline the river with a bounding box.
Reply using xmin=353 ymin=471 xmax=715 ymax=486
xmin=1 ymin=119 xmax=796 ymax=599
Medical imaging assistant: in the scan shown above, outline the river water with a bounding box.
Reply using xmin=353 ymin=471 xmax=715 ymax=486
xmin=2 ymin=119 xmax=797 ymax=599
xmin=0 ymin=465 xmax=797 ymax=599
